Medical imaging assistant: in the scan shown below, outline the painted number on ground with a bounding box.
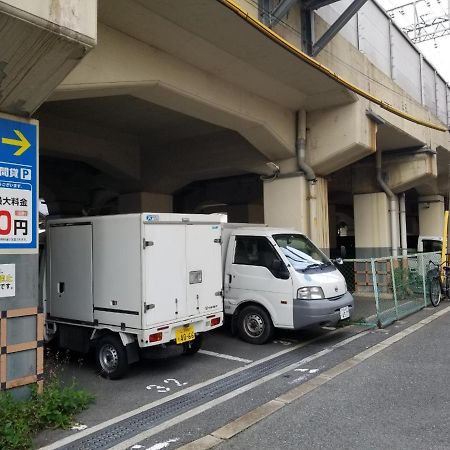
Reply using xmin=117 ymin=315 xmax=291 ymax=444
xmin=146 ymin=378 xmax=188 ymax=393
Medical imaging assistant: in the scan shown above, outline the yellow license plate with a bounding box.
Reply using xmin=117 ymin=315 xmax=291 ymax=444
xmin=175 ymin=325 xmax=195 ymax=344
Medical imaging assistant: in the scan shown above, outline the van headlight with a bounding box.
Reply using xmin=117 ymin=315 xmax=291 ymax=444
xmin=297 ymin=286 xmax=325 ymax=300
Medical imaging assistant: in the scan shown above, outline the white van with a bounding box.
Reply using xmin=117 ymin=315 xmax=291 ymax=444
xmin=222 ymin=225 xmax=354 ymax=344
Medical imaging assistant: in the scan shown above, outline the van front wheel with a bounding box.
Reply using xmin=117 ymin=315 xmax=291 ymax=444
xmin=237 ymin=306 xmax=274 ymax=344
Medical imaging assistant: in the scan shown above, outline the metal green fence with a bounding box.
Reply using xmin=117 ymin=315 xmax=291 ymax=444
xmin=338 ymin=252 xmax=441 ymax=328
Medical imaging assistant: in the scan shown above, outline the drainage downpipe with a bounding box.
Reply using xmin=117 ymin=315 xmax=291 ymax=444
xmin=376 ymin=148 xmax=398 ymax=257
xmin=399 ymin=193 xmax=407 ymax=257
xmin=296 ymin=110 xmax=317 ymax=238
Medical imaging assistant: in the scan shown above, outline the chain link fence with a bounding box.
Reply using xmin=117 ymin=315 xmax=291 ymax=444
xmin=338 ymin=252 xmax=441 ymax=327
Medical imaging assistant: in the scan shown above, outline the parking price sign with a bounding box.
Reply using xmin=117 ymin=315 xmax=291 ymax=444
xmin=0 ymin=115 xmax=38 ymax=250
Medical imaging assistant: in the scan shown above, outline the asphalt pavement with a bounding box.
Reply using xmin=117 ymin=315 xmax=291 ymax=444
xmin=35 ymin=305 xmax=450 ymax=450
xmin=215 ymin=307 xmax=450 ymax=450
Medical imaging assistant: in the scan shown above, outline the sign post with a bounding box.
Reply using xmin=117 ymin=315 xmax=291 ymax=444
xmin=0 ymin=113 xmax=40 ymax=397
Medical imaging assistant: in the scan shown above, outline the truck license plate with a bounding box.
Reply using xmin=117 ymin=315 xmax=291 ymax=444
xmin=175 ymin=325 xmax=195 ymax=344
xmin=339 ymin=306 xmax=350 ymax=320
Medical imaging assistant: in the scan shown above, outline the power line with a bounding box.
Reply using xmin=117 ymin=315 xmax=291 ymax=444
xmin=387 ymin=0 xmax=450 ymax=43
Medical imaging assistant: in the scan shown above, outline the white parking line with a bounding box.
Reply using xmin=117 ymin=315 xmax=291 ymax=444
xmin=39 ymin=326 xmax=359 ymax=450
xmin=198 ymin=349 xmax=253 ymax=364
xmin=109 ymin=330 xmax=370 ymax=450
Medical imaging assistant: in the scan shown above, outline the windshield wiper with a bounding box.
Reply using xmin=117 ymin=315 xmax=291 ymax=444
xmin=305 ymin=263 xmax=322 ymax=270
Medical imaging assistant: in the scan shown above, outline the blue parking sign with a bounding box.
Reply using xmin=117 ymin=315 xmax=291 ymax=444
xmin=0 ymin=115 xmax=38 ymax=250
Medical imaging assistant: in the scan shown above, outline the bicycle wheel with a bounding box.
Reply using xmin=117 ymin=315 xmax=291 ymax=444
xmin=429 ymin=276 xmax=442 ymax=307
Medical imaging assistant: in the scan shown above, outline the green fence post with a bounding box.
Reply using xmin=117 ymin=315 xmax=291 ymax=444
xmin=390 ymin=256 xmax=399 ymax=319
xmin=371 ymin=258 xmax=381 ymax=327
xmin=420 ymin=253 xmax=428 ymax=307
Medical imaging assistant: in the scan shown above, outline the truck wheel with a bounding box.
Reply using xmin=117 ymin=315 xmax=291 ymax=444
xmin=237 ymin=305 xmax=274 ymax=345
xmin=96 ymin=334 xmax=129 ymax=380
xmin=183 ymin=334 xmax=202 ymax=355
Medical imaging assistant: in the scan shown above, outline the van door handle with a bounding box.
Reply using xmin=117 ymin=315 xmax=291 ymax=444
xmin=228 ymin=274 xmax=232 ymax=284
xmin=57 ymin=282 xmax=65 ymax=295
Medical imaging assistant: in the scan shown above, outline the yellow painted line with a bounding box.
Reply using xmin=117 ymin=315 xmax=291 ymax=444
xmin=178 ymin=304 xmax=450 ymax=450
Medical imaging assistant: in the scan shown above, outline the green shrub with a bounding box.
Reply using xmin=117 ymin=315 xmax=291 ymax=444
xmin=0 ymin=380 xmax=94 ymax=450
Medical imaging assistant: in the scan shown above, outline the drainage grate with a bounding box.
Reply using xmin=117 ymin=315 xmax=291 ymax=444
xmin=59 ymin=335 xmax=349 ymax=449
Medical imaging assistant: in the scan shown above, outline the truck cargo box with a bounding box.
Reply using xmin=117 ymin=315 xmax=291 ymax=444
xmin=45 ymin=212 xmax=226 ymax=378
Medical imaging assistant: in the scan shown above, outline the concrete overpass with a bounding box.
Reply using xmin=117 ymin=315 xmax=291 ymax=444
xmin=34 ymin=0 xmax=450 ymax=259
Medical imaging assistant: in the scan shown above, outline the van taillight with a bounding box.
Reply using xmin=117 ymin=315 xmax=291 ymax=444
xmin=149 ymin=332 xmax=163 ymax=342
xmin=210 ymin=317 xmax=220 ymax=326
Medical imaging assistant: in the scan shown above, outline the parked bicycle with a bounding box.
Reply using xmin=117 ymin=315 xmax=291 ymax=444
xmin=427 ymin=260 xmax=449 ymax=307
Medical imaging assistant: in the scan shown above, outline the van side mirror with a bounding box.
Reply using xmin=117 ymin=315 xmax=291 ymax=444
xmin=334 ymin=258 xmax=343 ymax=265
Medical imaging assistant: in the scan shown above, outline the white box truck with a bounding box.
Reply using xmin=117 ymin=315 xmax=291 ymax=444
xmin=44 ymin=213 xmax=225 ymax=379
xmin=222 ymin=224 xmax=354 ymax=344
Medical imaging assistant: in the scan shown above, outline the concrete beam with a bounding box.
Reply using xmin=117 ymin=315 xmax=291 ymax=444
xmin=307 ymin=102 xmax=376 ymax=175
xmin=383 ymin=153 xmax=437 ymax=193
xmin=40 ymin=117 xmax=141 ymax=182
xmin=353 ymin=152 xmax=437 ymax=194
xmin=52 ymin=24 xmax=295 ymax=161
xmin=0 ymin=0 xmax=96 ymax=115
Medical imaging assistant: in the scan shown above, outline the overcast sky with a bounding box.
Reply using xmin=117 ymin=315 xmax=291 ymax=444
xmin=378 ymin=0 xmax=450 ymax=82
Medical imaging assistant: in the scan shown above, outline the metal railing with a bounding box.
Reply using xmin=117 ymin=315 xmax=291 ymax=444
xmin=338 ymin=251 xmax=441 ymax=327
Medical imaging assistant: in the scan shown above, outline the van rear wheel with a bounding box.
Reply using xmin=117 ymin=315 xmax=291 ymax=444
xmin=96 ymin=334 xmax=129 ymax=380
xmin=237 ymin=305 xmax=274 ymax=345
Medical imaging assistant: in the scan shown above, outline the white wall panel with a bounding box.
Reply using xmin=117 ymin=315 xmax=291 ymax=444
xmin=391 ymin=27 xmax=421 ymax=102
xmin=436 ymin=75 xmax=447 ymax=124
xmin=422 ymin=61 xmax=437 ymax=114
xmin=358 ymin=1 xmax=391 ymax=76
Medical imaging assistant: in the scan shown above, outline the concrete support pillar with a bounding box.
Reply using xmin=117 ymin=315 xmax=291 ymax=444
xmin=328 ymin=204 xmax=337 ymax=253
xmin=418 ymin=195 xmax=445 ymax=237
xmin=264 ymin=176 xmax=308 ymax=232
xmin=354 ymin=192 xmax=397 ymax=258
xmin=263 ymin=175 xmax=329 ymax=251
xmin=119 ymin=192 xmax=173 ymax=214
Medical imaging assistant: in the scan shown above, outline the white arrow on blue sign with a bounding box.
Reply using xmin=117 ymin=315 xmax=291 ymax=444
xmin=0 ymin=115 xmax=38 ymax=251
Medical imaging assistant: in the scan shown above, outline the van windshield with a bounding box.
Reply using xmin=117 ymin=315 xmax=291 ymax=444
xmin=273 ymin=234 xmax=331 ymax=272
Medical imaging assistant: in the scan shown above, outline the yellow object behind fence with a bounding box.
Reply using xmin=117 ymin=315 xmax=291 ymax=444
xmin=440 ymin=210 xmax=448 ymax=282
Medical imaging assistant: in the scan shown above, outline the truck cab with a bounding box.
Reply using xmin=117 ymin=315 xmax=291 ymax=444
xmin=223 ymin=226 xmax=354 ymax=344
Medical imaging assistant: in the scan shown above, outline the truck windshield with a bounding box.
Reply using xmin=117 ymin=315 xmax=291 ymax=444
xmin=273 ymin=234 xmax=331 ymax=272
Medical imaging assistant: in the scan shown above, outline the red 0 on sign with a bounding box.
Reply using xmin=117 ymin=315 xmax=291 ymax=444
xmin=0 ymin=210 xmax=11 ymax=235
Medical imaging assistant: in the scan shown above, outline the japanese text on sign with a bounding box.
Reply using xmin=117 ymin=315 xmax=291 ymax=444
xmin=0 ymin=264 xmax=15 ymax=297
